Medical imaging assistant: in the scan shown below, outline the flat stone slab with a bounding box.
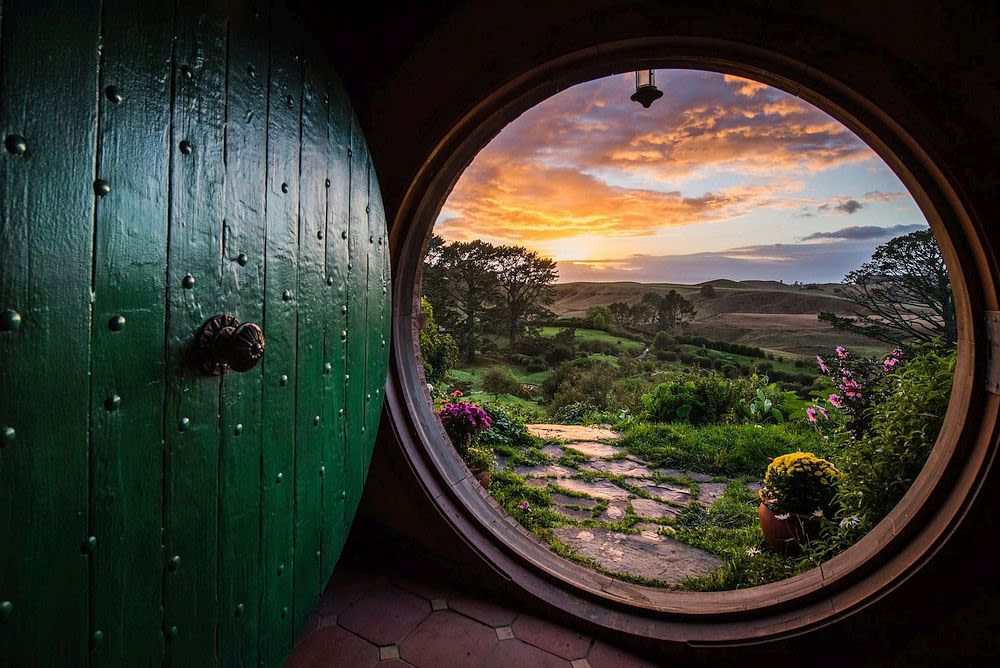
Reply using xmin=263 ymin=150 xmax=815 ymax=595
xmin=582 ymin=460 xmax=653 ymax=478
xmin=696 ymin=482 xmax=729 ymax=508
xmin=630 ymin=482 xmax=691 ymax=504
xmin=563 ymin=441 xmax=621 ymax=459
xmin=513 ymin=464 xmax=577 ymax=479
xmin=630 ymin=498 xmax=683 ymax=520
xmin=553 ymin=478 xmax=631 ymax=501
xmin=655 ymin=467 xmax=714 ymax=483
xmin=598 ymin=502 xmax=627 ymax=523
xmin=552 ymin=505 xmax=594 ymax=521
xmin=540 ymin=444 xmax=564 ymax=459
xmin=526 ymin=424 xmax=618 ymax=442
xmin=552 ymin=527 xmax=722 ymax=584
xmin=551 ymin=493 xmax=600 ymax=509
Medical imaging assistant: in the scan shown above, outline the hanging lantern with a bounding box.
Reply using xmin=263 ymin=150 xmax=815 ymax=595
xmin=630 ymin=69 xmax=663 ymax=108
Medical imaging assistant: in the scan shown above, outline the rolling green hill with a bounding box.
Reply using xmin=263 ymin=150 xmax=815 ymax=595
xmin=551 ymin=280 xmax=886 ymax=357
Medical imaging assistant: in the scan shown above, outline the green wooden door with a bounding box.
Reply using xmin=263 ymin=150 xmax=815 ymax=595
xmin=0 ymin=1 xmax=391 ymax=665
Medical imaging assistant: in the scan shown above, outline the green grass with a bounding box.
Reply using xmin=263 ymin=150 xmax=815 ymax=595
xmin=619 ymin=421 xmax=826 ymax=478
xmin=674 ymin=481 xmax=797 ymax=591
xmin=538 ymin=326 xmax=645 ymax=352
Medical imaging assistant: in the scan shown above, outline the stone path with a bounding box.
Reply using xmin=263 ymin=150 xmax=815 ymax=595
xmin=501 ymin=423 xmax=749 ymax=586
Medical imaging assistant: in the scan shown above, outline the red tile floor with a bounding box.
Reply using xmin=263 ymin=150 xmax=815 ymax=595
xmin=286 ymin=527 xmax=657 ymax=667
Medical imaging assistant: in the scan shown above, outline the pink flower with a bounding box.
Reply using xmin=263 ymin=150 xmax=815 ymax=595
xmin=883 ymin=356 xmax=899 ymax=371
xmin=450 ymin=390 xmax=464 ymax=397
xmin=841 ymin=368 xmax=853 ymax=378
xmin=818 ymin=407 xmax=830 ymax=420
xmin=816 ymin=355 xmax=829 ymax=373
xmin=890 ymin=348 xmax=904 ymax=358
xmin=840 ymin=379 xmax=862 ymax=399
xmin=806 ymin=407 xmax=818 ymax=423
xmin=828 ymin=393 xmax=843 ymax=408
xmin=519 ymin=501 xmax=531 ymax=511
xmin=836 ymin=346 xmax=848 ymax=359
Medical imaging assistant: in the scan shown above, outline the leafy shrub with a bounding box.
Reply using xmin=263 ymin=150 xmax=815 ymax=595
xmin=831 ymin=344 xmax=955 ymax=526
xmin=579 ymin=339 xmax=617 ymax=355
xmin=642 ymin=373 xmax=774 ymax=425
xmin=761 ymin=452 xmax=840 ymax=515
xmin=418 ymin=297 xmax=458 ymax=385
xmin=540 ymin=358 xmax=617 ymax=413
xmin=482 ymin=366 xmax=521 ymax=399
xmin=477 ymin=402 xmax=538 ymax=450
xmin=546 ymin=344 xmax=575 ymax=365
xmin=525 ymin=357 xmax=548 ymax=373
xmin=658 ymin=350 xmax=678 ymax=362
xmin=620 ymin=421 xmax=824 ymax=477
xmin=652 ymin=331 xmax=674 ymax=350
xmin=552 ymin=401 xmax=600 ymax=425
xmin=608 ymin=377 xmax=656 ymax=415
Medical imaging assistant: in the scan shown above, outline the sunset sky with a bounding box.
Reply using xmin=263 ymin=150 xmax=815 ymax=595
xmin=434 ymin=70 xmax=929 ymax=284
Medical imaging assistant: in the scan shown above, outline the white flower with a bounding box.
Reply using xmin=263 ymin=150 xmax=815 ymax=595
xmin=811 ymin=509 xmax=825 ymax=518
xmin=746 ymin=547 xmax=761 ymax=557
xmin=774 ymin=513 xmax=792 ymax=520
xmin=839 ymin=515 xmax=861 ymax=529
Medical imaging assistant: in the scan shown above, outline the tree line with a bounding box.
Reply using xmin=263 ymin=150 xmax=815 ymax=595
xmin=422 ymin=235 xmax=558 ymax=363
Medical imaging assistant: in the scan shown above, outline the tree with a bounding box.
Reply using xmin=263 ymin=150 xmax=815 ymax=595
xmin=417 ymin=297 xmax=458 ymax=385
xmin=608 ymin=301 xmax=632 ymax=327
xmin=422 ymin=239 xmax=501 ymax=363
xmin=482 ymin=366 xmax=521 ymax=399
xmin=819 ymin=230 xmax=956 ymax=346
xmin=700 ymin=283 xmax=717 ymax=298
xmin=641 ymin=290 xmax=697 ymax=332
xmin=586 ymin=305 xmax=613 ymax=331
xmin=492 ymin=245 xmax=558 ymax=347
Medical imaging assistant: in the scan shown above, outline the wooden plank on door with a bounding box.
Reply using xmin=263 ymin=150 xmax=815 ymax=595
xmin=88 ymin=0 xmax=174 ymax=664
xmin=162 ymin=2 xmax=227 ymax=664
xmin=365 ymin=160 xmax=389 ymax=474
xmin=321 ymin=71 xmax=352 ymax=576
xmin=217 ymin=2 xmax=268 ymax=665
xmin=258 ymin=3 xmax=301 ymax=663
xmin=345 ymin=114 xmax=370 ymax=519
xmin=0 ymin=1 xmax=101 ymax=663
xmin=292 ymin=35 xmax=327 ymax=632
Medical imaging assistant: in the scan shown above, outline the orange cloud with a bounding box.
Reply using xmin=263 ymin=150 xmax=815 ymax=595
xmin=437 ymin=155 xmax=786 ymax=244
xmin=435 ymin=71 xmax=880 ymax=250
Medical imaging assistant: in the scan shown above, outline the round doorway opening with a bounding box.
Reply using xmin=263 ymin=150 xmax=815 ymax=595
xmin=385 ymin=40 xmax=995 ymax=646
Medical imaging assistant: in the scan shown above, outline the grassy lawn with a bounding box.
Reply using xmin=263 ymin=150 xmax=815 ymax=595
xmin=538 ymin=326 xmax=646 ymax=352
xmin=618 ymin=421 xmax=827 ymax=478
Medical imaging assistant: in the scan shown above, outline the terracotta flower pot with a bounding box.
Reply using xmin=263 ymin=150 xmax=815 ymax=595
xmin=757 ymin=491 xmax=822 ymax=554
xmin=471 ymin=467 xmax=491 ymax=488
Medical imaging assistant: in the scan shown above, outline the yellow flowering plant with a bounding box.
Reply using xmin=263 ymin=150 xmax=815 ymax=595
xmin=761 ymin=451 xmax=841 ymax=516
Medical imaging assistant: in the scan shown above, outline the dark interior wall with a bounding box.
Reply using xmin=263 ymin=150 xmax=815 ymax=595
xmin=301 ymin=1 xmax=1000 ymax=663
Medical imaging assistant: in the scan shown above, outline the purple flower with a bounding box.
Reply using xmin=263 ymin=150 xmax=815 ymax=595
xmin=818 ymin=407 xmax=830 ymax=421
xmin=836 ymin=345 xmax=848 ymax=360
xmin=519 ymin=501 xmax=531 ymax=511
xmin=841 ymin=368 xmax=853 ymax=379
xmin=806 ymin=407 xmax=818 ymax=423
xmin=840 ymin=378 xmax=862 ymax=399
xmin=816 ymin=355 xmax=829 ymax=373
xmin=828 ymin=393 xmax=843 ymax=408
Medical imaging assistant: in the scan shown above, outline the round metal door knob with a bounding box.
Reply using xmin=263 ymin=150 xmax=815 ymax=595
xmin=194 ymin=314 xmax=265 ymax=376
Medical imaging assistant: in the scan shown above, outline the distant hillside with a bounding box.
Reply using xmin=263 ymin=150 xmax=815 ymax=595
xmin=553 ymin=280 xmax=853 ymax=319
xmin=551 ymin=280 xmax=885 ymax=356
